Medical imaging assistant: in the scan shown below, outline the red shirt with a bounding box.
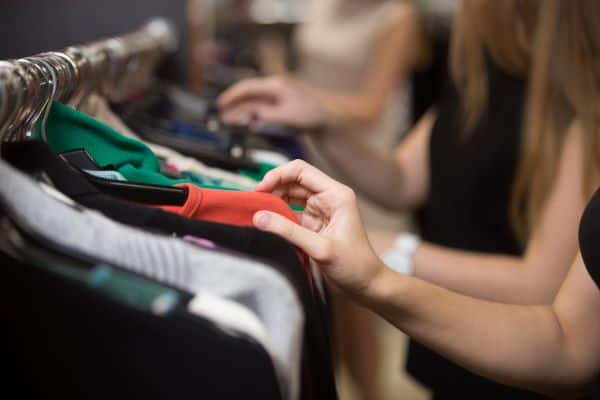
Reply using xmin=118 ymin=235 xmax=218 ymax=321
xmin=159 ymin=184 xmax=311 ymax=280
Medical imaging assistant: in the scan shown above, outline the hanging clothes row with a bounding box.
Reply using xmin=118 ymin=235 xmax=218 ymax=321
xmin=0 ymin=19 xmax=337 ymax=400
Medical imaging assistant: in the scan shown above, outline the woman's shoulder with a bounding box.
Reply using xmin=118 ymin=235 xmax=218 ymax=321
xmin=375 ymin=1 xmax=422 ymax=30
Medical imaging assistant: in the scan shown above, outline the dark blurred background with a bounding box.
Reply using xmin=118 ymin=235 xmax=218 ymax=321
xmin=0 ymin=0 xmax=188 ymax=79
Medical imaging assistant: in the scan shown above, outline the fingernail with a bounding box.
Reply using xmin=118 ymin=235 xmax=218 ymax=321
xmin=254 ymin=211 xmax=271 ymax=229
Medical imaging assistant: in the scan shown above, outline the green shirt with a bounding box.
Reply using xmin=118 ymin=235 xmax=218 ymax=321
xmin=239 ymin=161 xmax=278 ymax=182
xmin=34 ymin=102 xmax=238 ymax=190
xmin=34 ymin=102 xmax=302 ymax=209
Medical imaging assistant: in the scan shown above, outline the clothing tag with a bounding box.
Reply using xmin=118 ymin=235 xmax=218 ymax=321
xmin=84 ymin=169 xmax=127 ymax=182
xmin=182 ymin=235 xmax=217 ymax=249
xmin=59 ymin=149 xmax=103 ymax=171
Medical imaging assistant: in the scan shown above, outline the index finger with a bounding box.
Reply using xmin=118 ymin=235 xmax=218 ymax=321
xmin=217 ymin=78 xmax=279 ymax=109
xmin=256 ymin=160 xmax=340 ymax=195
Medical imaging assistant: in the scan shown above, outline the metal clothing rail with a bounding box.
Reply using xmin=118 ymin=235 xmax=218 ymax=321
xmin=0 ymin=18 xmax=178 ymax=142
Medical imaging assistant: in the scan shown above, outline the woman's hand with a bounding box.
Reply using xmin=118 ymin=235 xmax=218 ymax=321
xmin=252 ymin=159 xmax=387 ymax=298
xmin=217 ymin=77 xmax=330 ymax=130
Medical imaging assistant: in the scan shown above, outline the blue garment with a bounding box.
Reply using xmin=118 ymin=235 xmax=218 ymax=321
xmin=168 ymin=121 xmax=224 ymax=146
xmin=262 ymin=136 xmax=306 ymax=161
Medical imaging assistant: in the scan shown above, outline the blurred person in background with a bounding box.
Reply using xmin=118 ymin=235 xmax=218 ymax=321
xmin=218 ymin=0 xmax=600 ymax=398
xmin=221 ymin=0 xmax=600 ymax=398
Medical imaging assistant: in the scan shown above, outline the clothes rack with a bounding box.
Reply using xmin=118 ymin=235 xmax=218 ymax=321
xmin=0 ymin=16 xmax=338 ymax=399
xmin=0 ymin=18 xmax=177 ymax=142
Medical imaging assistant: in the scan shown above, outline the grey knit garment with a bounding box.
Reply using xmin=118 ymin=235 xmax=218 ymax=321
xmin=0 ymin=159 xmax=303 ymax=400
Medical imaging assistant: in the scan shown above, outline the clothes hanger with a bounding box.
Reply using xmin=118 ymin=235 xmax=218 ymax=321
xmin=0 ymin=64 xmax=10 ymax=142
xmin=34 ymin=58 xmax=59 ymax=143
xmin=0 ymin=63 xmax=20 ymax=142
xmin=59 ymin=47 xmax=189 ymax=206
xmin=2 ymin=63 xmax=27 ymax=141
xmin=12 ymin=59 xmax=50 ymax=141
xmin=0 ymin=25 xmax=189 ymax=206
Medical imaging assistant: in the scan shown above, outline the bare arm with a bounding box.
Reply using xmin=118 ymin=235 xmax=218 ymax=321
xmin=251 ymin=159 xmax=600 ymax=398
xmin=411 ymin=123 xmax=589 ymax=304
xmin=367 ymin=254 xmax=600 ymax=397
xmin=311 ymin=110 xmax=434 ymax=210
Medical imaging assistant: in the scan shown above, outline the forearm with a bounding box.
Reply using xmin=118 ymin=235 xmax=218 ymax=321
xmin=314 ymin=90 xmax=386 ymax=129
xmin=361 ymin=267 xmax=582 ymax=396
xmin=249 ymin=158 xmax=597 ymax=397
xmin=309 ymin=132 xmax=409 ymax=210
xmin=412 ymin=243 xmax=566 ymax=304
xmin=249 ymin=156 xmax=600 ymax=398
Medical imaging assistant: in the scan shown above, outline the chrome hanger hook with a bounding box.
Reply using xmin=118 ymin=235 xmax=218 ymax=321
xmin=36 ymin=59 xmax=58 ymax=142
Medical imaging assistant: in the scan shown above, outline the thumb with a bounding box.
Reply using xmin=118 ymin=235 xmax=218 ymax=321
xmin=253 ymin=211 xmax=330 ymax=261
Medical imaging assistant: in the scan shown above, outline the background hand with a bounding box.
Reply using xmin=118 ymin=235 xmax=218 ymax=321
xmin=217 ymin=77 xmax=330 ymax=130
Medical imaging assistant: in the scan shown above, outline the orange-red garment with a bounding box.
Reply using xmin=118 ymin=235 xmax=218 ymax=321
xmin=159 ymin=184 xmax=311 ymax=279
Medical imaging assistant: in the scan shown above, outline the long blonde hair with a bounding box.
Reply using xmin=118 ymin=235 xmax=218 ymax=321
xmin=450 ymin=0 xmax=537 ymax=130
xmin=451 ymin=0 xmax=600 ymax=243
xmin=512 ymin=0 xmax=600 ymax=241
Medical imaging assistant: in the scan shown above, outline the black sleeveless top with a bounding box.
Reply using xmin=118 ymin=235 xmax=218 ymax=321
xmin=420 ymin=68 xmax=524 ymax=256
xmin=407 ymin=61 xmax=545 ymax=398
xmin=580 ymin=188 xmax=600 ymax=290
xmin=577 ymin=195 xmax=600 ymax=399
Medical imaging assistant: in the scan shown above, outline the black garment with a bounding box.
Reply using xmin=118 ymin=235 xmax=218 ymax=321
xmin=580 ymin=188 xmax=600 ymax=289
xmin=2 ymin=140 xmax=338 ymax=400
xmin=1 ymin=244 xmax=282 ymax=399
xmin=410 ymin=16 xmax=450 ymax=124
xmin=409 ymin=61 xmax=545 ymax=399
xmin=2 ymin=141 xmax=301 ymax=279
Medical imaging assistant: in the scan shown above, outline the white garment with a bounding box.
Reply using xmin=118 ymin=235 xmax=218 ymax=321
xmin=249 ymin=149 xmax=291 ymax=166
xmin=145 ymin=141 xmax=259 ymax=189
xmin=188 ymin=293 xmax=272 ymax=350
